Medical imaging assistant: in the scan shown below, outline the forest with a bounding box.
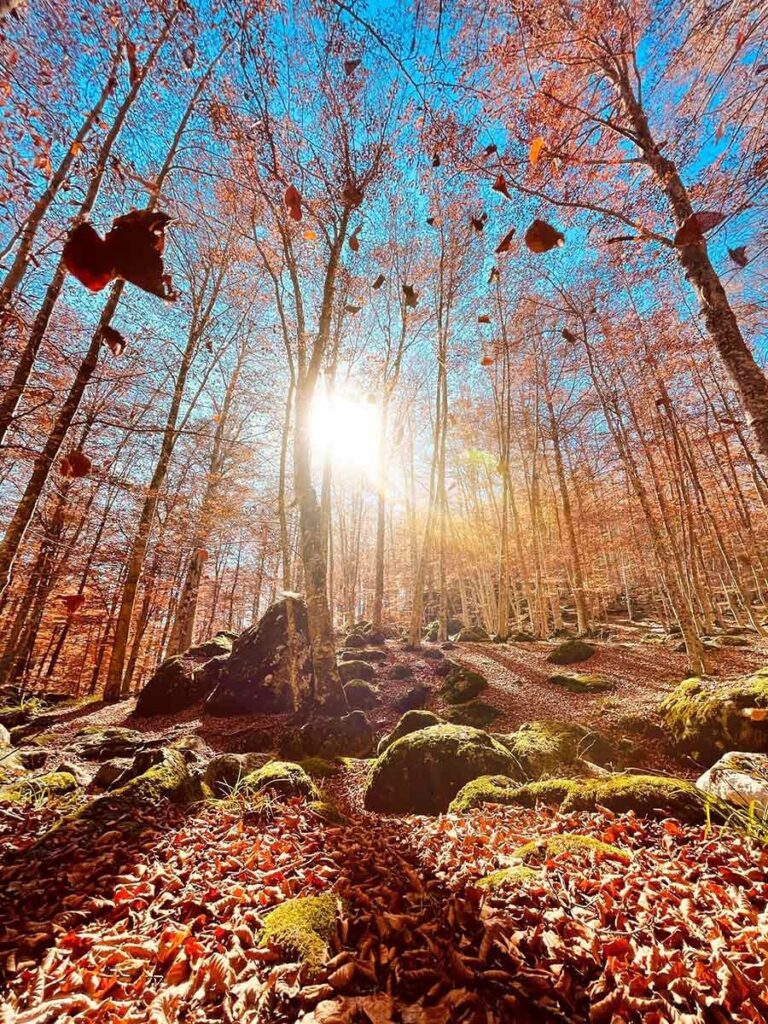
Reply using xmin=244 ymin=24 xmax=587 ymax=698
xmin=0 ymin=0 xmax=767 ymax=1021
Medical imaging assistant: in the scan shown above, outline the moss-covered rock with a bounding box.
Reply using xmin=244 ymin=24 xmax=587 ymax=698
xmin=299 ymin=757 xmax=341 ymax=778
xmin=546 ymin=639 xmax=596 ymax=665
xmin=307 ymin=799 xmax=348 ymax=825
xmin=478 ymin=866 xmax=537 ymax=890
xmin=443 ymin=701 xmax=500 ymax=728
xmin=92 ymin=757 xmax=134 ymax=791
xmin=499 ymin=720 xmax=610 ymax=776
xmin=242 ymin=760 xmax=319 ymax=800
xmin=260 ymin=894 xmax=339 ymax=968
xmin=660 ymin=673 xmax=768 ymax=759
xmin=547 ymin=673 xmax=614 ymax=693
xmin=394 ymin=683 xmax=431 ymax=712
xmin=505 ymin=779 xmax=578 ymax=807
xmin=364 ymin=724 xmax=518 ymax=814
xmin=390 ymin=663 xmax=414 ymax=680
xmin=562 ymin=774 xmax=704 ymax=822
xmin=439 ymin=665 xmax=487 ymax=705
xmin=343 ymin=679 xmax=379 ymax=710
xmin=377 ymin=709 xmax=442 ymax=755
xmin=513 ymin=833 xmax=631 ymax=865
xmin=449 ymin=774 xmax=518 ymax=813
xmin=70 ymin=727 xmax=158 ymax=761
xmin=203 ymin=752 xmax=272 ymax=797
xmin=454 ymin=625 xmax=490 ymax=642
xmin=282 ymin=711 xmax=374 ymax=759
xmin=0 ymin=770 xmax=79 ymax=804
xmin=338 ymin=660 xmax=375 ymax=683
xmin=339 ymin=648 xmax=387 ymax=663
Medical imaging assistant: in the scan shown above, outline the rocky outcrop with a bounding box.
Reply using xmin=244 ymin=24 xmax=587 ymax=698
xmin=661 ymin=672 xmax=768 ymax=760
xmin=696 ymin=751 xmax=768 ymax=816
xmin=377 ymin=709 xmax=442 ymax=755
xmin=546 ymin=639 xmax=596 ymax=665
xmin=134 ymin=632 xmax=235 ymax=717
xmin=439 ymin=664 xmax=487 ymax=705
xmin=281 ymin=710 xmax=374 ymax=759
xmin=205 ymin=597 xmax=313 ymax=716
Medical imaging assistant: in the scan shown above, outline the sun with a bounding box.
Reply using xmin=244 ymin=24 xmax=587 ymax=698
xmin=310 ymin=386 xmax=381 ymax=479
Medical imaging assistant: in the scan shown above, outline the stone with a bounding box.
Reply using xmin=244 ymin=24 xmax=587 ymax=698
xmin=135 ymin=653 xmax=221 ymax=717
xmin=229 ymin=727 xmax=275 ymax=753
xmin=363 ymin=724 xmax=518 ymax=814
xmin=546 ymin=639 xmax=596 ymax=665
xmin=259 ymin=894 xmax=339 ymax=968
xmin=394 ymin=683 xmax=431 ymax=712
xmin=71 ymin=727 xmax=160 ymax=761
xmin=562 ymin=774 xmax=704 ymax=823
xmin=449 ymin=774 xmax=519 ymax=814
xmin=343 ymin=679 xmax=379 ymax=710
xmin=338 ymin=659 xmax=375 ymax=683
xmin=453 ymin=625 xmax=490 ymax=642
xmin=420 ymin=648 xmax=444 ymax=661
xmin=242 ymin=760 xmax=319 ymax=801
xmin=342 ymin=633 xmax=368 ymax=648
xmin=547 ymin=673 xmax=615 ymax=693
xmin=696 ymin=751 xmax=768 ymax=816
xmin=377 ymin=709 xmax=442 ymax=755
xmin=443 ymin=701 xmax=500 ymax=728
xmin=15 ymin=747 xmax=49 ymax=769
xmin=661 ymin=672 xmax=768 ymax=759
xmin=389 ymin=663 xmax=413 ymax=680
xmin=498 ymin=721 xmax=612 ymax=776
xmin=206 ymin=596 xmax=313 ymax=715
xmin=338 ymin=648 xmax=387 ymax=663
xmin=439 ymin=664 xmax=487 ymax=705
xmin=204 ymin=752 xmax=273 ymax=797
xmin=0 ymin=770 xmax=79 ymax=804
xmin=283 ymin=711 xmax=374 ymax=759
xmin=92 ymin=757 xmax=135 ymax=791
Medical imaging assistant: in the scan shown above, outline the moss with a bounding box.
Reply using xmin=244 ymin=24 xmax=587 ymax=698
xmin=342 ymin=679 xmax=379 ymax=710
xmin=546 ymin=639 xmax=596 ymax=666
xmin=500 ymin=720 xmax=607 ymax=777
xmin=513 ymin=833 xmax=631 ymax=865
xmin=364 ymin=724 xmax=518 ymax=814
xmin=443 ymin=701 xmax=500 ymax=728
xmin=243 ymin=760 xmax=319 ymax=800
xmin=661 ymin=674 xmax=768 ymax=758
xmin=547 ymin=673 xmax=615 ymax=694
xmin=562 ymin=774 xmax=704 ymax=823
xmin=377 ymin=709 xmax=442 ymax=755
xmin=477 ymin=866 xmax=537 ymax=890
xmin=449 ymin=774 xmax=518 ymax=813
xmin=307 ymin=799 xmax=348 ymax=825
xmin=439 ymin=666 xmax=487 ymax=705
xmin=260 ymin=894 xmax=339 ymax=967
xmin=0 ymin=770 xmax=79 ymax=804
xmin=338 ymin=660 xmax=375 ymax=683
xmin=508 ymin=778 xmax=579 ymax=807
xmin=299 ymin=757 xmax=341 ymax=779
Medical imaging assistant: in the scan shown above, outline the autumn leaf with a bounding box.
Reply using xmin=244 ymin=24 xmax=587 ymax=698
xmin=488 ymin=266 xmax=500 ymax=283
xmin=63 ymin=223 xmax=115 ymax=292
xmin=126 ymin=39 xmax=139 ymax=87
xmin=492 ymin=174 xmax=511 ymax=199
xmin=432 ymin=151 xmax=440 ymax=167
xmin=104 ymin=209 xmax=177 ymax=300
xmin=182 ymin=43 xmax=195 ymax=70
xmin=524 ymin=219 xmax=564 ymax=252
xmin=481 ymin=355 xmax=494 ymax=366
xmin=344 ymin=59 xmax=361 ymax=76
xmin=477 ymin=314 xmax=490 ymax=324
xmin=285 ymin=184 xmax=303 ymax=221
xmin=101 ymin=325 xmax=126 ymax=356
xmin=304 ymin=229 xmax=317 ymax=241
xmin=495 ymin=228 xmax=515 ymax=254
xmin=529 ymin=135 xmax=545 ymax=165
xmin=470 ymin=213 xmax=488 ymax=233
xmin=402 ymin=284 xmax=418 ymax=308
xmin=60 ymin=594 xmax=85 ymax=616
xmin=728 ymin=245 xmax=748 ymax=267
xmin=60 ymin=449 xmax=92 ymax=479
xmin=561 ymin=327 xmax=578 ymax=344
xmin=349 ymin=225 xmax=361 ymax=252
xmin=344 ymin=303 xmax=361 ymax=314
xmin=342 ymin=182 xmax=364 ymax=208
xmin=673 ymin=211 xmax=726 ymax=247
xmin=372 ymin=274 xmax=385 ymax=290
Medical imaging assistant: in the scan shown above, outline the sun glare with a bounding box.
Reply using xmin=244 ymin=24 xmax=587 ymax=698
xmin=310 ymin=387 xmax=381 ymax=479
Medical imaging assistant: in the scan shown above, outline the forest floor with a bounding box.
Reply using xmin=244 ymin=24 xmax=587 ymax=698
xmin=2 ymin=631 xmax=768 ymax=1022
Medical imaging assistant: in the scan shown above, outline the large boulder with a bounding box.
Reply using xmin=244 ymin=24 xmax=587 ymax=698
xmin=377 ymin=709 xmax=442 ymax=755
xmin=562 ymin=774 xmax=704 ymax=823
xmin=696 ymin=751 xmax=768 ymax=816
xmin=206 ymin=597 xmax=313 ymax=715
xmin=338 ymin=660 xmax=375 ymax=683
xmin=282 ymin=711 xmax=374 ymax=759
xmin=661 ymin=673 xmax=768 ymax=759
xmin=443 ymin=701 xmax=500 ymax=728
xmin=364 ymin=724 xmax=518 ymax=814
xmin=343 ymin=679 xmax=379 ymax=710
xmin=498 ymin=720 xmax=612 ymax=776
xmin=134 ymin=632 xmax=235 ymax=717
xmin=546 ymin=639 xmax=596 ymax=665
xmin=454 ymin=625 xmax=490 ymax=642
xmin=70 ymin=727 xmax=161 ymax=761
xmin=439 ymin=664 xmax=487 ymax=705
xmin=394 ymin=683 xmax=432 ymax=712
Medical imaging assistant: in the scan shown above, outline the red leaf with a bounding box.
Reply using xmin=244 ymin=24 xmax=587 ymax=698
xmin=492 ymin=174 xmax=511 ymax=199
xmin=284 ymin=184 xmax=302 ymax=221
xmin=343 ymin=58 xmax=361 ymax=76
xmin=63 ymin=223 xmax=115 ymax=292
xmin=60 ymin=449 xmax=92 ymax=479
xmin=495 ymin=228 xmax=516 ymax=254
xmin=524 ymin=219 xmax=565 ymax=253
xmin=104 ymin=209 xmax=177 ymax=300
xmin=101 ymin=324 xmax=126 ymax=356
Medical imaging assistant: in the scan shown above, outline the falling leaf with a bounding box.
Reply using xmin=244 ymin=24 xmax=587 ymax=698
xmin=470 ymin=213 xmax=488 ymax=233
xmin=101 ymin=325 xmax=126 ymax=356
xmin=529 ymin=136 xmax=545 ymax=164
xmin=342 ymin=182 xmax=364 ymax=208
xmin=63 ymin=223 xmax=115 ymax=292
xmin=728 ymin=245 xmax=748 ymax=268
xmin=182 ymin=43 xmax=195 ymax=70
xmin=104 ymin=209 xmax=177 ymax=299
xmin=477 ymin=314 xmax=491 ymax=324
xmin=126 ymin=39 xmax=139 ymax=87
xmin=303 ymin=229 xmax=317 ymax=241
xmin=673 ymin=211 xmax=726 ymax=247
xmin=60 ymin=594 xmax=85 ymax=616
xmin=481 ymin=356 xmax=494 ymax=366
xmin=525 ymin=219 xmax=564 ymax=252
xmin=432 ymin=151 xmax=440 ymax=168
xmin=492 ymin=174 xmax=510 ymax=199
xmin=60 ymin=449 xmax=92 ymax=479
xmin=495 ymin=228 xmax=516 ymax=254
xmin=284 ymin=184 xmax=302 ymax=222
xmin=372 ymin=274 xmax=385 ymax=290
xmin=426 ymin=216 xmax=437 ymax=227
xmin=484 ymin=143 xmax=498 ymax=157
xmin=349 ymin=225 xmax=361 ymax=252
xmin=561 ymin=327 xmax=578 ymax=344
xmin=402 ymin=284 xmax=418 ymax=308
xmin=343 ymin=58 xmax=361 ymax=76
xmin=344 ymin=303 xmax=361 ymax=314
xmin=488 ymin=266 xmax=500 ymax=283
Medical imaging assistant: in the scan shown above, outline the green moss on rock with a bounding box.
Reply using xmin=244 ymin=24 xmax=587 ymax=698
xmin=243 ymin=760 xmax=319 ymax=800
xmin=299 ymin=757 xmax=341 ymax=779
xmin=338 ymin=660 xmax=375 ymax=683
xmin=513 ymin=833 xmax=631 ymax=865
xmin=449 ymin=774 xmax=518 ymax=813
xmin=661 ymin=674 xmax=768 ymax=759
xmin=562 ymin=774 xmax=704 ymax=822
xmin=439 ymin=665 xmax=487 ymax=705
xmin=377 ymin=709 xmax=442 ymax=755
xmin=547 ymin=673 xmax=615 ymax=693
xmin=507 ymin=778 xmax=579 ymax=807
xmin=260 ymin=894 xmax=339 ymax=968
xmin=343 ymin=679 xmax=379 ymax=710
xmin=364 ymin=724 xmax=518 ymax=814
xmin=443 ymin=701 xmax=500 ymax=728
xmin=307 ymin=799 xmax=348 ymax=825
xmin=500 ymin=720 xmax=608 ymax=776
xmin=546 ymin=639 xmax=596 ymax=666
xmin=478 ymin=865 xmax=537 ymax=890
xmin=0 ymin=770 xmax=79 ymax=804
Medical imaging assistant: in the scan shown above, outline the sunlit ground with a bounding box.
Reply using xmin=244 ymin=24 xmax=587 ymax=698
xmin=310 ymin=385 xmax=381 ymax=483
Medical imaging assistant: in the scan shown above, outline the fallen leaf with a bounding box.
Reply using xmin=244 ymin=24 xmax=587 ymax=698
xmin=524 ymin=219 xmax=564 ymax=252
